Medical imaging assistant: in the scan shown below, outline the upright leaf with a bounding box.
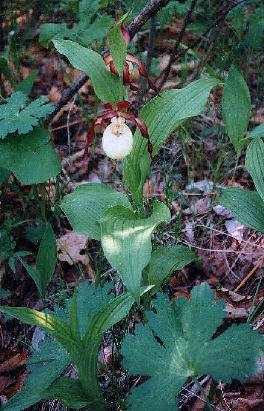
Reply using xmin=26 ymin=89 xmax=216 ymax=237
xmin=219 ymin=187 xmax=264 ymax=233
xmin=100 ymin=202 xmax=170 ymax=297
xmin=60 ymin=183 xmax=132 ymax=240
xmin=0 ymin=128 xmax=61 ymax=184
xmin=122 ymin=283 xmax=263 ymax=411
xmin=36 ymin=223 xmax=57 ymax=296
xmin=53 ymin=40 xmax=124 ymax=103
xmin=124 ymin=78 xmax=219 ymax=205
xmin=245 ymin=137 xmax=264 ymax=202
xmin=221 ymin=65 xmax=251 ymax=154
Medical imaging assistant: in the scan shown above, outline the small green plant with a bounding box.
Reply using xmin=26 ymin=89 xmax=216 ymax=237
xmin=1 ymin=8 xmax=263 ymax=411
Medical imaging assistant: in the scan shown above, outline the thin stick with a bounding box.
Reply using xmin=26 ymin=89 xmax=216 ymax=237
xmin=156 ymin=0 xmax=199 ymax=93
xmin=234 ymin=257 xmax=264 ymax=293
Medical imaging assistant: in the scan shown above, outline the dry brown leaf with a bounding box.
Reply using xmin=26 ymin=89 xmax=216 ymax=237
xmin=0 ymin=353 xmax=28 ymax=374
xmin=57 ymin=230 xmax=91 ymax=271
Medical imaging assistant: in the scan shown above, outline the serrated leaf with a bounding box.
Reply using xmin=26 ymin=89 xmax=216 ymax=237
xmin=124 ymin=78 xmax=219 ymax=205
xmin=0 ymin=92 xmax=54 ymax=139
xmin=0 ymin=127 xmax=61 ymax=184
xmin=245 ymin=138 xmax=264 ymax=202
xmin=53 ymin=40 xmax=124 ymax=103
xmin=60 ymin=183 xmax=132 ymax=240
xmin=221 ymin=65 xmax=251 ymax=154
xmin=108 ymin=17 xmax=127 ymax=76
xmin=143 ymin=245 xmax=197 ymax=293
xmin=2 ymin=338 xmax=71 ymax=411
xmin=122 ymin=283 xmax=263 ymax=411
xmin=100 ymin=202 xmax=170 ymax=297
xmin=219 ymin=187 xmax=264 ymax=233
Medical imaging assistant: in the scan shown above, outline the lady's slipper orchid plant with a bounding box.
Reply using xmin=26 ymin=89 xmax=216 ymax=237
xmin=85 ymin=23 xmax=155 ymax=161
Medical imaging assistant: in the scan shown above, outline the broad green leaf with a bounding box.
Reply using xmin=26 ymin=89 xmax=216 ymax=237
xmin=36 ymin=223 xmax=57 ymax=296
xmin=249 ymin=123 xmax=264 ymax=138
xmin=124 ymin=78 xmax=219 ymax=205
xmin=53 ymin=40 xmax=124 ymax=103
xmin=2 ymin=338 xmax=71 ymax=411
xmin=0 ymin=127 xmax=61 ymax=184
xmin=143 ymin=245 xmax=197 ymax=293
xmin=0 ymin=167 xmax=11 ymax=183
xmin=100 ymin=202 xmax=170 ymax=297
xmin=219 ymin=187 xmax=264 ymax=233
xmin=108 ymin=17 xmax=127 ymax=76
xmin=221 ymin=65 xmax=251 ymax=154
xmin=15 ymin=71 xmax=38 ymax=96
xmin=0 ymin=92 xmax=54 ymax=139
xmin=60 ymin=183 xmax=132 ymax=240
xmin=245 ymin=138 xmax=264 ymax=202
xmin=122 ymin=283 xmax=263 ymax=411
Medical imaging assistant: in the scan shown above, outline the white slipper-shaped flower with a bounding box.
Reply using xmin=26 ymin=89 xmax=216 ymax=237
xmin=102 ymin=116 xmax=133 ymax=160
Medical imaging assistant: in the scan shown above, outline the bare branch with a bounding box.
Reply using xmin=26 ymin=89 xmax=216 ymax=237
xmin=156 ymin=0 xmax=198 ymax=93
xmin=48 ymin=0 xmax=170 ymax=122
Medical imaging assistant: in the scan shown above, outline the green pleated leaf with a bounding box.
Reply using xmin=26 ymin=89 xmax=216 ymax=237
xmin=219 ymin=187 xmax=264 ymax=233
xmin=221 ymin=65 xmax=251 ymax=154
xmin=124 ymin=77 xmax=219 ymax=205
xmin=100 ymin=202 xmax=170 ymax=297
xmin=53 ymin=39 xmax=124 ymax=103
xmin=0 ymin=305 xmax=75 ymax=351
xmin=122 ymin=283 xmax=263 ymax=411
xmin=245 ymin=138 xmax=264 ymax=202
xmin=60 ymin=183 xmax=132 ymax=240
xmin=143 ymin=245 xmax=197 ymax=294
xmin=0 ymin=127 xmax=61 ymax=184
xmin=73 ymin=282 xmax=135 ymax=411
